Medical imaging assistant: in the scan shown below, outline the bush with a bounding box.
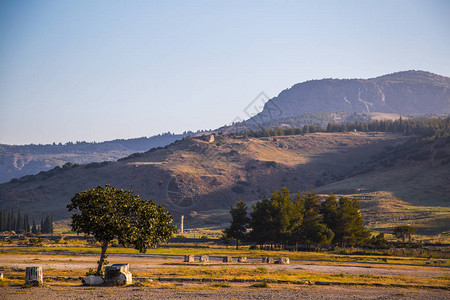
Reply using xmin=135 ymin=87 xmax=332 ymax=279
xmin=264 ymin=161 xmax=277 ymax=168
xmin=24 ymin=238 xmax=44 ymax=246
xmin=250 ymin=281 xmax=268 ymax=288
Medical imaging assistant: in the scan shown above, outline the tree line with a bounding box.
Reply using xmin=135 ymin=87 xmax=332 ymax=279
xmin=0 ymin=208 xmax=54 ymax=234
xmin=232 ymin=116 xmax=450 ymax=140
xmin=224 ymin=188 xmax=386 ymax=250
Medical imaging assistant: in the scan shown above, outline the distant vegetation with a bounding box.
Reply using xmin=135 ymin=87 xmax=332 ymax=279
xmin=0 ymin=208 xmax=53 ymax=234
xmin=233 ymin=116 xmax=450 ymax=140
xmin=225 ymin=188 xmax=386 ymax=250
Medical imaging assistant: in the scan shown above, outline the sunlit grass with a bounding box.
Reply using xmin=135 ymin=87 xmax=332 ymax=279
xmin=0 ymin=242 xmax=448 ymax=266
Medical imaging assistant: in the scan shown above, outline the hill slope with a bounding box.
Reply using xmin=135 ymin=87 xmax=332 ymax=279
xmin=0 ymin=133 xmax=190 ymax=184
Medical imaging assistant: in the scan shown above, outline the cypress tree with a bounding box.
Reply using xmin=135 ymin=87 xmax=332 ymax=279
xmin=25 ymin=214 xmax=30 ymax=233
xmin=40 ymin=218 xmax=44 ymax=233
xmin=31 ymin=218 xmax=37 ymax=234
xmin=16 ymin=208 xmax=23 ymax=233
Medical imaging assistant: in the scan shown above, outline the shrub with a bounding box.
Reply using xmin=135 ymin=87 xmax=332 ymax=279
xmin=250 ymin=281 xmax=268 ymax=288
xmin=264 ymin=161 xmax=277 ymax=168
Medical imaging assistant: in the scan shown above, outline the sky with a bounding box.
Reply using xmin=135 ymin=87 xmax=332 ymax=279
xmin=1 ymin=0 xmax=449 ymax=145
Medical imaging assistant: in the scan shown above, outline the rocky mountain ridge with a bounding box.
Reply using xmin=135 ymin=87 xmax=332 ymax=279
xmin=245 ymin=70 xmax=450 ymax=126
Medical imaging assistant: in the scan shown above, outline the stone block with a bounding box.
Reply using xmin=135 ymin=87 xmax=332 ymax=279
xmin=200 ymin=255 xmax=209 ymax=263
xmin=0 ymin=272 xmax=3 ymax=280
xmin=82 ymin=275 xmax=104 ymax=286
xmin=278 ymin=257 xmax=290 ymax=264
xmin=104 ymin=264 xmax=132 ymax=286
xmin=262 ymin=257 xmax=274 ymax=263
xmin=237 ymin=257 xmax=247 ymax=262
xmin=184 ymin=255 xmax=194 ymax=262
xmin=223 ymin=256 xmax=233 ymax=263
xmin=26 ymin=266 xmax=43 ymax=286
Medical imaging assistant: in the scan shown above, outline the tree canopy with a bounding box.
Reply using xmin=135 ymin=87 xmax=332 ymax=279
xmin=234 ymin=189 xmax=378 ymax=249
xmin=393 ymin=225 xmax=416 ymax=242
xmin=224 ymin=200 xmax=250 ymax=249
xmin=67 ymin=184 xmax=176 ymax=275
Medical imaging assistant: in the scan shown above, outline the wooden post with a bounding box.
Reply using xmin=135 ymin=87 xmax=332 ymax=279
xmin=26 ymin=266 xmax=43 ymax=286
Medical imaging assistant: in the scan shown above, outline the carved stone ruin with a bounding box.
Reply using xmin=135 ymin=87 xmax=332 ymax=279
xmin=82 ymin=275 xmax=104 ymax=286
xmin=184 ymin=255 xmax=194 ymax=262
xmin=262 ymin=257 xmax=274 ymax=263
xmin=278 ymin=257 xmax=290 ymax=265
xmin=237 ymin=257 xmax=247 ymax=263
xmin=223 ymin=256 xmax=233 ymax=263
xmin=104 ymin=264 xmax=132 ymax=286
xmin=26 ymin=266 xmax=43 ymax=286
xmin=200 ymin=255 xmax=210 ymax=263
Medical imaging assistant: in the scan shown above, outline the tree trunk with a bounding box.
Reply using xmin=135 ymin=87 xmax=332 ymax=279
xmin=96 ymin=240 xmax=108 ymax=276
xmin=236 ymin=239 xmax=239 ymax=250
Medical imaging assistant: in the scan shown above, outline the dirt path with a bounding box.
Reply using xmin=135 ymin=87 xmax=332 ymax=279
xmin=0 ymin=254 xmax=447 ymax=278
xmin=1 ymin=284 xmax=448 ymax=300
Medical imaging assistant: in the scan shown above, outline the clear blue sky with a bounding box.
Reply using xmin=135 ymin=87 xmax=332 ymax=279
xmin=1 ymin=0 xmax=449 ymax=145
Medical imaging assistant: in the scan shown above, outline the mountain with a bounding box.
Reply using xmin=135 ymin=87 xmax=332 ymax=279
xmin=241 ymin=71 xmax=450 ymax=129
xmin=0 ymin=133 xmax=194 ymax=184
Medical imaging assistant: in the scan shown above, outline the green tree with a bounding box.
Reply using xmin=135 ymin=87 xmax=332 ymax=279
xmin=42 ymin=214 xmax=53 ymax=234
xmin=269 ymin=188 xmax=296 ymax=245
xmin=321 ymin=194 xmax=339 ymax=232
xmin=31 ymin=218 xmax=38 ymax=234
xmin=249 ymin=197 xmax=274 ymax=247
xmin=224 ymin=200 xmax=250 ymax=249
xmin=296 ymin=191 xmax=334 ymax=247
xmin=369 ymin=232 xmax=389 ymax=249
xmin=334 ymin=197 xmax=370 ymax=246
xmin=393 ymin=225 xmax=416 ymax=242
xmin=67 ymin=184 xmax=176 ymax=276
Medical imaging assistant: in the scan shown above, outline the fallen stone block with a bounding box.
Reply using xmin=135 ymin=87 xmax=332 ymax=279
xmin=262 ymin=257 xmax=274 ymax=263
xmin=277 ymin=257 xmax=290 ymax=264
xmin=237 ymin=257 xmax=247 ymax=262
xmin=223 ymin=256 xmax=233 ymax=263
xmin=26 ymin=266 xmax=43 ymax=286
xmin=82 ymin=275 xmax=104 ymax=286
xmin=200 ymin=255 xmax=209 ymax=263
xmin=184 ymin=255 xmax=194 ymax=262
xmin=104 ymin=264 xmax=132 ymax=286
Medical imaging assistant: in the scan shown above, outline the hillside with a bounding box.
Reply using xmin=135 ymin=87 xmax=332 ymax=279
xmin=1 ymin=130 xmax=449 ymax=233
xmin=241 ymin=71 xmax=450 ymax=129
xmin=0 ymin=133 xmax=191 ymax=184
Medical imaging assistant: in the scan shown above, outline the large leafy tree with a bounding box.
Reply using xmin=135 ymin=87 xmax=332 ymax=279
xmin=67 ymin=185 xmax=176 ymax=275
xmin=224 ymin=200 xmax=250 ymax=249
xmin=393 ymin=225 xmax=416 ymax=242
